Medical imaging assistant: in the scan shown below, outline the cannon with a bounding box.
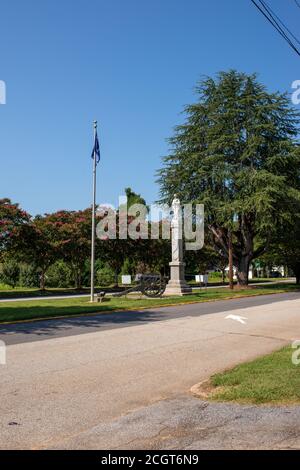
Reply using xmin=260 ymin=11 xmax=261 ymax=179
xmin=113 ymin=274 xmax=168 ymax=299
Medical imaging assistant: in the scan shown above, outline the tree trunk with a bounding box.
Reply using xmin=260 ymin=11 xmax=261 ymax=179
xmin=71 ymin=264 xmax=82 ymax=290
xmin=295 ymin=267 xmax=300 ymax=285
xmin=40 ymin=270 xmax=45 ymax=291
xmin=76 ymin=270 xmax=82 ymax=290
xmin=210 ymin=220 xmax=255 ymax=289
xmin=236 ymin=256 xmax=250 ymax=287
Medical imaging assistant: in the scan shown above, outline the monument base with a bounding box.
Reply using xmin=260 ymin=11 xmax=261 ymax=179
xmin=164 ymin=280 xmax=192 ymax=296
xmin=164 ymin=261 xmax=192 ymax=296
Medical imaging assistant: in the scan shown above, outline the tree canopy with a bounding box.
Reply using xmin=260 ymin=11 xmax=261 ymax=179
xmin=0 ymin=198 xmax=30 ymax=256
xmin=157 ymin=70 xmax=300 ymax=285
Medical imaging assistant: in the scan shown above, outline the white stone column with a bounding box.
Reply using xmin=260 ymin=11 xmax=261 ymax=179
xmin=164 ymin=195 xmax=192 ymax=296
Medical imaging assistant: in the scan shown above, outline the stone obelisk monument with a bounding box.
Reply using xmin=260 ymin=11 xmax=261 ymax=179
xmin=164 ymin=195 xmax=192 ymax=296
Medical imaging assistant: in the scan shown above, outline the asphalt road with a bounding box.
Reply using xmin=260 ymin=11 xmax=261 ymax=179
xmin=0 ymin=292 xmax=300 ymax=449
xmin=47 ymin=396 xmax=300 ymax=450
xmin=0 ymin=292 xmax=298 ymax=346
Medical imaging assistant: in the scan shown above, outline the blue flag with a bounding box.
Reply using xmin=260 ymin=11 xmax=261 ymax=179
xmin=91 ymin=131 xmax=100 ymax=164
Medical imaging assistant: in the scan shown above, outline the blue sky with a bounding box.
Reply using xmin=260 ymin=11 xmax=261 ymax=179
xmin=0 ymin=0 xmax=299 ymax=215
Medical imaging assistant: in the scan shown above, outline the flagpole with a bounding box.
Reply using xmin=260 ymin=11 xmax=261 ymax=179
xmin=90 ymin=120 xmax=97 ymax=302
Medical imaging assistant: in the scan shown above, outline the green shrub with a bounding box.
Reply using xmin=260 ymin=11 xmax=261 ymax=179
xmin=209 ymin=271 xmax=223 ymax=279
xmin=0 ymin=260 xmax=20 ymax=288
xmin=121 ymin=258 xmax=134 ymax=275
xmin=19 ymin=264 xmax=39 ymax=287
xmin=46 ymin=261 xmax=73 ymax=288
xmin=96 ymin=265 xmax=115 ymax=287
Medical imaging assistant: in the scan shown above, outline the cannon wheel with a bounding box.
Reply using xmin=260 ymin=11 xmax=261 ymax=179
xmin=141 ymin=275 xmax=167 ymax=298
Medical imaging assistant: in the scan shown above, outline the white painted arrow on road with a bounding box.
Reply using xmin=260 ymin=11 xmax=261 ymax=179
xmin=225 ymin=314 xmax=248 ymax=325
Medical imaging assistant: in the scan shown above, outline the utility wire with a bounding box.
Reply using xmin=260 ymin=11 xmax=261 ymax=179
xmin=261 ymin=0 xmax=300 ymax=47
xmin=253 ymin=0 xmax=300 ymax=53
xmin=251 ymin=0 xmax=295 ymax=49
xmin=250 ymin=0 xmax=300 ymax=56
xmin=261 ymin=0 xmax=300 ymax=46
xmin=255 ymin=0 xmax=300 ymax=53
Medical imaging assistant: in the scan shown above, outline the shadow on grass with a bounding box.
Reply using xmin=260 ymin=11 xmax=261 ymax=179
xmin=0 ymin=286 xmax=128 ymax=300
xmin=0 ymin=280 xmax=293 ymax=300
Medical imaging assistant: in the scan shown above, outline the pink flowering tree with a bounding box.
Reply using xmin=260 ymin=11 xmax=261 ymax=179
xmin=0 ymin=198 xmax=31 ymax=259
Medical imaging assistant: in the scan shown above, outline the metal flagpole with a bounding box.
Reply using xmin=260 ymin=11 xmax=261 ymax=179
xmin=90 ymin=120 xmax=97 ymax=302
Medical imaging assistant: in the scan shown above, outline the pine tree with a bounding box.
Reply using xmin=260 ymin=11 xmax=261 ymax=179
xmin=157 ymin=71 xmax=300 ymax=285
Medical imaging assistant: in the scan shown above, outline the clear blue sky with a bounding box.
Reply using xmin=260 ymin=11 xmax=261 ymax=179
xmin=1 ymin=0 xmax=299 ymax=215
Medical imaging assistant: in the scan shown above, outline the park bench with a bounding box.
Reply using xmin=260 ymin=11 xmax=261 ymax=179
xmin=96 ymin=291 xmax=106 ymax=303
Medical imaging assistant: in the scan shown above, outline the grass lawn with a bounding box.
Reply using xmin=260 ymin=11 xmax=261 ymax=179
xmin=0 ymin=277 xmax=291 ymax=299
xmin=209 ymin=346 xmax=300 ymax=405
xmin=0 ymin=286 xmax=98 ymax=299
xmin=0 ymin=282 xmax=298 ymax=323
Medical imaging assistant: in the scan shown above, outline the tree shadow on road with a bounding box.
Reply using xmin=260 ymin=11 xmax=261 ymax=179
xmin=0 ymin=290 xmax=299 ymax=344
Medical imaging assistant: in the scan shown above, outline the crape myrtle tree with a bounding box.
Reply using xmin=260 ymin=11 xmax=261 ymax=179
xmin=96 ymin=189 xmax=170 ymax=283
xmin=0 ymin=201 xmax=64 ymax=290
xmin=97 ymin=188 xmax=148 ymax=286
xmin=0 ymin=199 xmax=61 ymax=289
xmin=157 ymin=71 xmax=300 ymax=286
xmin=12 ymin=214 xmax=60 ymax=290
xmin=96 ymin=207 xmax=137 ymax=286
xmin=0 ymin=198 xmax=30 ymax=259
xmin=46 ymin=209 xmax=93 ymax=290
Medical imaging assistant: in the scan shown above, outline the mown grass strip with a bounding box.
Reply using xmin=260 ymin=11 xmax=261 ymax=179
xmin=0 ymin=283 xmax=298 ymax=324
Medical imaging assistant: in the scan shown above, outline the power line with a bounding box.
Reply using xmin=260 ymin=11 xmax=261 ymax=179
xmin=252 ymin=0 xmax=300 ymax=54
xmin=250 ymin=0 xmax=300 ymax=56
xmin=250 ymin=1 xmax=294 ymax=49
xmin=260 ymin=0 xmax=300 ymax=46
xmin=256 ymin=0 xmax=300 ymax=52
